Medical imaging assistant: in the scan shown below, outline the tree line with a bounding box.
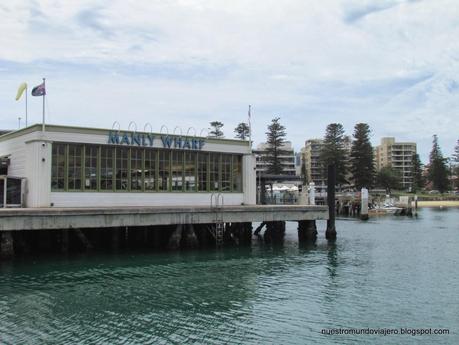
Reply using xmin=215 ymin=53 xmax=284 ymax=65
xmin=207 ymin=119 xmax=458 ymax=193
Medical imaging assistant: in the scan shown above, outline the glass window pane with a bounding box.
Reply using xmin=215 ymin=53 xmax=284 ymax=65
xmin=101 ymin=147 xmax=114 ymax=190
xmin=144 ymin=149 xmax=156 ymax=191
xmin=51 ymin=143 xmax=65 ymax=190
xmin=68 ymin=144 xmax=82 ymax=190
xmin=171 ymin=151 xmax=183 ymax=191
xmin=116 ymin=147 xmax=129 ymax=191
xmin=158 ymin=150 xmax=170 ymax=191
xmin=131 ymin=148 xmax=142 ymax=191
xmin=184 ymin=152 xmax=196 ymax=191
xmin=221 ymin=154 xmax=231 ymax=192
xmin=232 ymin=155 xmax=242 ymax=192
xmin=198 ymin=153 xmax=208 ymax=192
xmin=84 ymin=145 xmax=98 ymax=190
xmin=209 ymin=153 xmax=220 ymax=192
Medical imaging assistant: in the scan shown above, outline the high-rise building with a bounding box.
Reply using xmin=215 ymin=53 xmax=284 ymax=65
xmin=374 ymin=137 xmax=417 ymax=189
xmin=303 ymin=139 xmax=326 ymax=186
xmin=254 ymin=141 xmax=296 ymax=175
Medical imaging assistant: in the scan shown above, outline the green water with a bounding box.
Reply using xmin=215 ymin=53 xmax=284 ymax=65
xmin=1 ymin=208 xmax=458 ymax=344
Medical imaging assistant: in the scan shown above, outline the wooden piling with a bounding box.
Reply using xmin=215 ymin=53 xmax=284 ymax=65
xmin=326 ymin=164 xmax=337 ymax=240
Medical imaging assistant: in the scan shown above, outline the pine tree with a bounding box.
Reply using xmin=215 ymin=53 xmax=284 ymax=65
xmin=234 ymin=122 xmax=250 ymax=140
xmin=427 ymin=135 xmax=449 ymax=193
xmin=301 ymin=161 xmax=309 ymax=185
xmin=350 ymin=123 xmax=375 ymax=190
xmin=264 ymin=117 xmax=288 ymax=175
xmin=320 ymin=123 xmax=348 ymax=185
xmin=453 ymin=139 xmax=459 ymax=163
xmin=453 ymin=139 xmax=459 ymax=188
xmin=376 ymin=166 xmax=401 ymax=194
xmin=411 ymin=153 xmax=424 ymax=192
xmin=209 ymin=121 xmax=224 ymax=138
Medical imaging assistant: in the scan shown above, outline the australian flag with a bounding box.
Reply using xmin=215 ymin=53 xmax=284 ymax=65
xmin=31 ymin=82 xmax=46 ymax=96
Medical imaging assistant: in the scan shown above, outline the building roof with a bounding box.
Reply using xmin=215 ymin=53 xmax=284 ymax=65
xmin=0 ymin=123 xmax=251 ymax=147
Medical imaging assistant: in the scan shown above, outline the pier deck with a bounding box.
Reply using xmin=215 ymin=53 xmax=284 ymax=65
xmin=0 ymin=205 xmax=328 ymax=231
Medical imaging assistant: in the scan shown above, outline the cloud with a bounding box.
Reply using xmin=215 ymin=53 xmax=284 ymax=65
xmin=0 ymin=0 xmax=458 ymax=161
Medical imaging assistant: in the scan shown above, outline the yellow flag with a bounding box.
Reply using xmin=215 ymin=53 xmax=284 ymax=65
xmin=15 ymin=82 xmax=27 ymax=101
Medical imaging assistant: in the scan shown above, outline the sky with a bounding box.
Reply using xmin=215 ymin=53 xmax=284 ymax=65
xmin=1 ymin=0 xmax=458 ymax=162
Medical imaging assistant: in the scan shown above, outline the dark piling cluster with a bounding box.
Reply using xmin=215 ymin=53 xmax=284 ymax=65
xmin=0 ymin=222 xmax=256 ymax=259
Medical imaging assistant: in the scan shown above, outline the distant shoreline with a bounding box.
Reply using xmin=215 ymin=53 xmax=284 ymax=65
xmin=417 ymin=200 xmax=459 ymax=207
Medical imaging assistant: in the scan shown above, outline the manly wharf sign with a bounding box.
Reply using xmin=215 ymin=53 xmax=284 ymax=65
xmin=108 ymin=131 xmax=206 ymax=150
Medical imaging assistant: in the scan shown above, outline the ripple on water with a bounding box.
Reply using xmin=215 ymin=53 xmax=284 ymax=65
xmin=1 ymin=209 xmax=459 ymax=344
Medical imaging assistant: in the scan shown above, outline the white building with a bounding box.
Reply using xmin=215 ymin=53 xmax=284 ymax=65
xmin=0 ymin=124 xmax=256 ymax=208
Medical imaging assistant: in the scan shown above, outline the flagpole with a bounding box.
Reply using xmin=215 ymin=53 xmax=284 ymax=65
xmin=248 ymin=104 xmax=252 ymax=148
xmin=42 ymin=78 xmax=46 ymax=132
xmin=25 ymin=85 xmax=28 ymax=127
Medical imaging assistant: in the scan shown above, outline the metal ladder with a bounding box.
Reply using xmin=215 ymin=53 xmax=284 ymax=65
xmin=210 ymin=193 xmax=224 ymax=246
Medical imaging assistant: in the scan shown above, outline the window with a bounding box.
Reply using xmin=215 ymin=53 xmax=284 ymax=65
xmin=51 ymin=143 xmax=65 ymax=190
xmin=232 ymin=155 xmax=242 ymax=192
xmin=100 ymin=147 xmax=114 ymax=190
xmin=50 ymin=142 xmax=244 ymax=194
xmin=221 ymin=154 xmax=232 ymax=191
xmin=68 ymin=144 xmax=82 ymax=190
xmin=115 ymin=147 xmax=129 ymax=191
xmin=171 ymin=151 xmax=184 ymax=191
xmin=184 ymin=152 xmax=196 ymax=191
xmin=84 ymin=145 xmax=98 ymax=190
xmin=197 ymin=152 xmax=208 ymax=192
xmin=158 ymin=150 xmax=170 ymax=191
xmin=144 ymin=149 xmax=157 ymax=191
xmin=130 ymin=148 xmax=142 ymax=191
xmin=209 ymin=153 xmax=220 ymax=192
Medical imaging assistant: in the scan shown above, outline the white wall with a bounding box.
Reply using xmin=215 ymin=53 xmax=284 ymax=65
xmin=243 ymin=154 xmax=256 ymax=205
xmin=50 ymin=192 xmax=244 ymax=207
xmin=1 ymin=126 xmax=252 ymax=208
xmin=25 ymin=138 xmax=52 ymax=207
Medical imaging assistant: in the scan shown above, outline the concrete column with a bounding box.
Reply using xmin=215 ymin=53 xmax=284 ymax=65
xmin=0 ymin=231 xmax=15 ymax=259
xmin=298 ymin=186 xmax=308 ymax=205
xmin=167 ymin=225 xmax=182 ymax=250
xmin=309 ymin=182 xmax=316 ymax=205
xmin=298 ymin=220 xmax=317 ymax=242
xmin=183 ymin=224 xmax=199 ymax=249
xmin=75 ymin=229 xmax=93 ymax=251
xmin=360 ymin=188 xmax=369 ymax=221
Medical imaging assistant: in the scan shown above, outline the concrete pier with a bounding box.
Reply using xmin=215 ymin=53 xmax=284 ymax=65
xmin=0 ymin=205 xmax=327 ymax=232
xmin=0 ymin=205 xmax=329 ymax=257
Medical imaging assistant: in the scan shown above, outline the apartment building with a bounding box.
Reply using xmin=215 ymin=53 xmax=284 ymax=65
xmin=374 ymin=137 xmax=417 ymax=190
xmin=254 ymin=141 xmax=296 ymax=175
xmin=303 ymin=139 xmax=326 ymax=186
